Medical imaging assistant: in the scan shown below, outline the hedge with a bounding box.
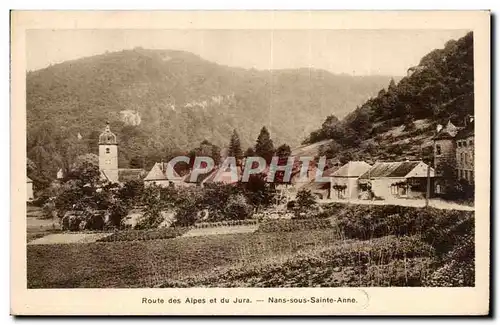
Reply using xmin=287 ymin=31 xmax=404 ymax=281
xmin=257 ymin=218 xmax=333 ymax=233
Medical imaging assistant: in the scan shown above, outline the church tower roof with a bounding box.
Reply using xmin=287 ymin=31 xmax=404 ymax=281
xmin=99 ymin=122 xmax=117 ymax=145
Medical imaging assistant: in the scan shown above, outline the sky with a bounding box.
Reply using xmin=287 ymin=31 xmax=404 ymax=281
xmin=26 ymin=29 xmax=469 ymax=76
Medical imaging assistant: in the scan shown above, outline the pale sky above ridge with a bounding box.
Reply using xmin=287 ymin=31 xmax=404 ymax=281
xmin=27 ymin=29 xmax=469 ymax=76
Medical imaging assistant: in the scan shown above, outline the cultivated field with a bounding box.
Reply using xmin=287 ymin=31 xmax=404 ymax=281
xmin=26 ymin=204 xmax=475 ymax=288
xmin=27 ymin=229 xmax=339 ymax=288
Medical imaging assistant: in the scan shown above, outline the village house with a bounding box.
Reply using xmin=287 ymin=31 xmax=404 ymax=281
xmin=202 ymin=165 xmax=242 ymax=186
xmin=329 ymin=161 xmax=372 ymax=200
xmin=358 ymin=160 xmax=435 ymax=200
xmin=143 ymin=161 xmax=182 ymax=188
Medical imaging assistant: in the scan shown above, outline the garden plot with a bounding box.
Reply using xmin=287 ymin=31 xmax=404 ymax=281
xmin=181 ymin=224 xmax=259 ymax=237
xmin=28 ymin=232 xmax=112 ymax=245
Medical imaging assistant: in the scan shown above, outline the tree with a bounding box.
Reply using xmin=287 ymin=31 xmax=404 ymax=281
xmin=118 ymin=179 xmax=144 ymax=206
xmin=227 ymin=129 xmax=243 ymax=160
xmin=244 ymin=147 xmax=255 ymax=157
xmin=243 ymin=173 xmax=277 ymax=207
xmin=136 ymin=184 xmax=165 ymax=229
xmin=189 ymin=140 xmax=221 ymax=167
xmin=296 ymin=189 xmax=317 ymax=212
xmin=129 ymin=156 xmax=144 ymax=168
xmin=72 ymin=153 xmax=99 ymax=169
xmin=276 ymin=144 xmax=291 ymax=159
xmin=388 ymin=78 xmax=397 ymax=91
xmin=254 ymin=126 xmax=274 ymax=164
xmin=318 ymin=140 xmax=342 ymax=159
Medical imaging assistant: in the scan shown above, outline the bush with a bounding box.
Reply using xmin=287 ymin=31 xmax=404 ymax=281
xmin=296 ymin=189 xmax=317 ymax=211
xmin=41 ymin=201 xmax=57 ymax=219
xmin=224 ymin=194 xmax=253 ymax=220
xmin=107 ymin=203 xmax=129 ymax=229
xmin=442 ymin=179 xmax=475 ymax=202
xmin=286 ymin=200 xmax=296 ymax=210
xmin=60 ymin=210 xmax=106 ymax=231
xmin=423 ymin=233 xmax=474 ymax=287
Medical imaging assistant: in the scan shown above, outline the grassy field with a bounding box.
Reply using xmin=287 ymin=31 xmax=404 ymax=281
xmin=27 ymin=229 xmax=340 ymax=288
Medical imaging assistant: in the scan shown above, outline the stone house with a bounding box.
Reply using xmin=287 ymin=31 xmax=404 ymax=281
xmin=433 ymin=116 xmax=474 ymax=194
xmin=455 ymin=122 xmax=474 ymax=184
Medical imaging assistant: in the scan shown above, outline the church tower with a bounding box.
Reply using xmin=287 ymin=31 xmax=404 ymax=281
xmin=99 ymin=122 xmax=119 ymax=183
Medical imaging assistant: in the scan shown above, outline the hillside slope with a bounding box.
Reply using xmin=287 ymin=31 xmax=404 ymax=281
xmin=305 ymin=32 xmax=474 ymax=164
xmin=27 ymin=48 xmax=392 ymax=177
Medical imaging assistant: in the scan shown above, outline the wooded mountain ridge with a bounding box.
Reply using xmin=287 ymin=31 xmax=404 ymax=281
xmin=27 ymin=48 xmax=392 ymax=179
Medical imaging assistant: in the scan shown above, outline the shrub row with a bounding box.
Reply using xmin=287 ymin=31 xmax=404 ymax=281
xmin=97 ymin=228 xmax=188 ymax=242
xmin=322 ymin=203 xmax=474 ymax=241
xmin=257 ymin=218 xmax=333 ymax=233
xmin=193 ymin=219 xmax=258 ymax=229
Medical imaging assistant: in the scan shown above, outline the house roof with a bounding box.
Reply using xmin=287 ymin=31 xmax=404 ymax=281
xmin=144 ymin=162 xmax=181 ymax=181
xmin=433 ymin=120 xmax=460 ymax=140
xmin=118 ymin=168 xmax=147 ymax=183
xmin=359 ymin=161 xmax=421 ymax=179
xmin=203 ymin=166 xmax=242 ymax=185
xmin=332 ymin=161 xmax=372 ymax=178
xmin=183 ymin=168 xmax=216 ymax=183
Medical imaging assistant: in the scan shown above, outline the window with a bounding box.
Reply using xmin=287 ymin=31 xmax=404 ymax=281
xmin=436 ymin=144 xmax=442 ymax=155
xmin=106 ymin=148 xmax=110 ymax=154
xmin=391 ymin=185 xmax=398 ymax=195
xmin=460 ymin=153 xmax=464 ymax=165
xmin=469 ymin=139 xmax=473 ymax=147
xmin=457 ymin=141 xmax=462 ymax=148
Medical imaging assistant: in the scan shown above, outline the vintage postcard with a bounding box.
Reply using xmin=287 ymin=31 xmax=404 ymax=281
xmin=11 ymin=10 xmax=490 ymax=315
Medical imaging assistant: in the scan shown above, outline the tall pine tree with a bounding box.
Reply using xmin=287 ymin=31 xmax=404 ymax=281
xmin=244 ymin=147 xmax=255 ymax=157
xmin=255 ymin=126 xmax=275 ymax=164
xmin=227 ymin=129 xmax=243 ymax=160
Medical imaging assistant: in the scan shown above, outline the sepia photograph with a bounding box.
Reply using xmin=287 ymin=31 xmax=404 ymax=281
xmin=11 ymin=10 xmax=490 ymax=315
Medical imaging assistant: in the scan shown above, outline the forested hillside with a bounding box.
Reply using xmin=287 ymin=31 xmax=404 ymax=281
xmin=27 ymin=48 xmax=392 ymax=182
xmin=305 ymin=32 xmax=474 ymax=164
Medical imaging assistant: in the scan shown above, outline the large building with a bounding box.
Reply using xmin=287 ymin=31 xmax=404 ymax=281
xmin=98 ymin=122 xmax=146 ymax=184
xmin=433 ymin=116 xmax=474 ymax=194
xmin=455 ymin=122 xmax=475 ymax=184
